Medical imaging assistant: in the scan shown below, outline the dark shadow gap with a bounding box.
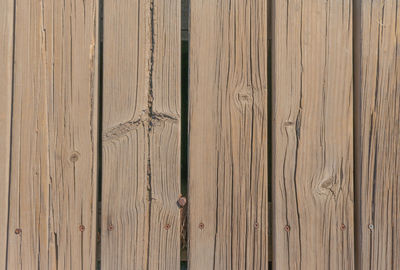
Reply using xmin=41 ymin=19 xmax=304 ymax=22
xmin=270 ymin=0 xmax=277 ymax=268
xmin=180 ymin=39 xmax=189 ymax=269
xmin=353 ymin=0 xmax=362 ymax=269
xmin=96 ymin=0 xmax=104 ymax=268
xmin=180 ymin=1 xmax=190 ymax=269
xmin=267 ymin=0 xmax=273 ymax=267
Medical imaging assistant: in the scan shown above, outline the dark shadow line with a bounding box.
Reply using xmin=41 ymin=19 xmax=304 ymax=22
xmin=96 ymin=0 xmax=104 ymax=268
xmin=353 ymin=0 xmax=362 ymax=269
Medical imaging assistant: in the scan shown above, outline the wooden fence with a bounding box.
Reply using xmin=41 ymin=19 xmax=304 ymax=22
xmin=0 ymin=0 xmax=399 ymax=269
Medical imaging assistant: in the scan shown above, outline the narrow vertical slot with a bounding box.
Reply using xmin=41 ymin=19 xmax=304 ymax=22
xmin=267 ymin=38 xmax=273 ymax=268
xmin=353 ymin=0 xmax=362 ymax=269
xmin=267 ymin=0 xmax=273 ymax=268
xmin=270 ymin=0 xmax=277 ymax=268
xmin=96 ymin=0 xmax=104 ymax=268
xmin=180 ymin=1 xmax=190 ymax=269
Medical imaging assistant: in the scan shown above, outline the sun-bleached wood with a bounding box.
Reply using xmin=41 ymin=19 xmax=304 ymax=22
xmin=0 ymin=0 xmax=14 ymax=268
xmin=6 ymin=0 xmax=99 ymax=269
xmin=188 ymin=0 xmax=268 ymax=269
xmin=272 ymin=0 xmax=354 ymax=269
xmin=101 ymin=0 xmax=181 ymax=268
xmin=355 ymin=1 xmax=400 ymax=269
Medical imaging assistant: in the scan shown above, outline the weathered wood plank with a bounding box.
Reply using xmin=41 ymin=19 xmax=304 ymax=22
xmin=272 ymin=0 xmax=354 ymax=269
xmin=6 ymin=0 xmax=99 ymax=268
xmin=0 ymin=0 xmax=14 ymax=268
xmin=355 ymin=0 xmax=400 ymax=269
xmin=101 ymin=0 xmax=181 ymax=268
xmin=188 ymin=0 xmax=268 ymax=269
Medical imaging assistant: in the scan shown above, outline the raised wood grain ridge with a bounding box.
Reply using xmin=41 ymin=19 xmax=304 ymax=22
xmin=101 ymin=0 xmax=181 ymax=268
xmin=0 ymin=0 xmax=14 ymax=268
xmin=356 ymin=0 xmax=400 ymax=269
xmin=188 ymin=0 xmax=268 ymax=269
xmin=4 ymin=0 xmax=99 ymax=269
xmin=272 ymin=0 xmax=354 ymax=269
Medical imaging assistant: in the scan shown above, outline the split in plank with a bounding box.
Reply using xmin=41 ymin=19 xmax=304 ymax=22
xmin=101 ymin=0 xmax=181 ymax=269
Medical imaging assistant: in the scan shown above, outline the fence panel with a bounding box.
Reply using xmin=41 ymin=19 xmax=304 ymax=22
xmin=188 ymin=0 xmax=269 ymax=269
xmin=5 ymin=0 xmax=99 ymax=269
xmin=356 ymin=0 xmax=400 ymax=269
xmin=0 ymin=0 xmax=14 ymax=268
xmin=101 ymin=0 xmax=181 ymax=269
xmin=272 ymin=0 xmax=354 ymax=269
xmin=2 ymin=1 xmax=400 ymax=269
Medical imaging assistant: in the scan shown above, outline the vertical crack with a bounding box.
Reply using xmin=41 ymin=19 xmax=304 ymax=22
xmin=146 ymin=0 xmax=155 ymax=269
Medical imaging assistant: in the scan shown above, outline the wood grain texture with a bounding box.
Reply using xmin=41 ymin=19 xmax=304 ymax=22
xmin=272 ymin=0 xmax=354 ymax=269
xmin=0 ymin=0 xmax=14 ymax=268
xmin=101 ymin=0 xmax=181 ymax=268
xmin=188 ymin=0 xmax=268 ymax=269
xmin=6 ymin=0 xmax=99 ymax=269
xmin=356 ymin=0 xmax=400 ymax=269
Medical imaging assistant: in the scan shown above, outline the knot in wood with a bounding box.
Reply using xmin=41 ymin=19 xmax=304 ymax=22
xmin=234 ymin=86 xmax=254 ymax=110
xmin=70 ymin=152 xmax=80 ymax=163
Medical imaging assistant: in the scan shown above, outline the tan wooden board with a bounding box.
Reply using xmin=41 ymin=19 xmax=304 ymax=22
xmin=188 ymin=0 xmax=268 ymax=269
xmin=272 ymin=0 xmax=354 ymax=269
xmin=0 ymin=0 xmax=14 ymax=268
xmin=101 ymin=0 xmax=181 ymax=268
xmin=5 ymin=0 xmax=99 ymax=269
xmin=355 ymin=0 xmax=400 ymax=269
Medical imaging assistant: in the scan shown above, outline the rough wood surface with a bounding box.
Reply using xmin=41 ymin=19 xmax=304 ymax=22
xmin=272 ymin=0 xmax=354 ymax=269
xmin=5 ymin=0 xmax=99 ymax=269
xmin=188 ymin=0 xmax=268 ymax=269
xmin=101 ymin=0 xmax=181 ymax=268
xmin=356 ymin=0 xmax=400 ymax=269
xmin=0 ymin=0 xmax=14 ymax=268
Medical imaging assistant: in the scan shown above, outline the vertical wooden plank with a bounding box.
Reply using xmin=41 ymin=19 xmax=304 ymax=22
xmin=0 ymin=0 xmax=14 ymax=268
xmin=102 ymin=0 xmax=181 ymax=268
xmin=188 ymin=0 xmax=268 ymax=269
xmin=356 ymin=1 xmax=400 ymax=269
xmin=272 ymin=0 xmax=354 ymax=269
xmin=6 ymin=0 xmax=99 ymax=269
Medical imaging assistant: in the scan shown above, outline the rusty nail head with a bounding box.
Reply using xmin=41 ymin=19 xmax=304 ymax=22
xmin=340 ymin=224 xmax=346 ymax=231
xmin=164 ymin=224 xmax=171 ymax=230
xmin=15 ymin=228 xmax=22 ymax=235
xmin=254 ymin=222 xmax=259 ymax=229
xmin=284 ymin=225 xmax=290 ymax=232
xmin=199 ymin=222 xmax=205 ymax=230
xmin=79 ymin=225 xmax=85 ymax=232
xmin=177 ymin=196 xmax=187 ymax=208
xmin=108 ymin=224 xmax=114 ymax=231
xmin=368 ymin=224 xmax=374 ymax=231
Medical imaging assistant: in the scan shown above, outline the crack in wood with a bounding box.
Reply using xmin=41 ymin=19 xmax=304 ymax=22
xmin=102 ymin=112 xmax=178 ymax=142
